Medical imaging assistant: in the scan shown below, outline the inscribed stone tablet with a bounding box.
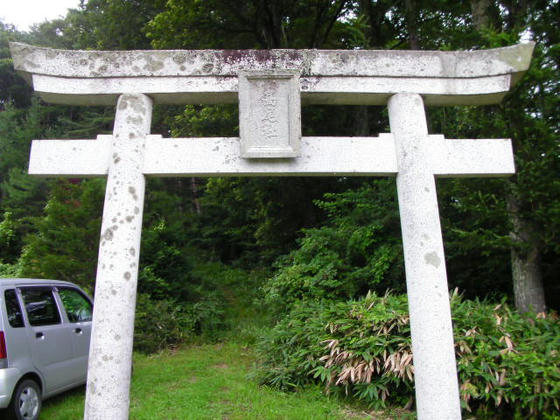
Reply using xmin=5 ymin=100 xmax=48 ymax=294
xmin=239 ymin=71 xmax=301 ymax=158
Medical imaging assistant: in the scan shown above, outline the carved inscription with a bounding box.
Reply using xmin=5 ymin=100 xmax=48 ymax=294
xmin=239 ymin=71 xmax=301 ymax=158
xmin=259 ymin=81 xmax=280 ymax=144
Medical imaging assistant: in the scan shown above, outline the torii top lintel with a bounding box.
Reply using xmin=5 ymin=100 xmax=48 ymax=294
xmin=10 ymin=42 xmax=534 ymax=107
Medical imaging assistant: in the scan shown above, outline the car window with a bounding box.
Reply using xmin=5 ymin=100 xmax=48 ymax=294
xmin=58 ymin=288 xmax=93 ymax=323
xmin=4 ymin=289 xmax=24 ymax=328
xmin=20 ymin=287 xmax=61 ymax=326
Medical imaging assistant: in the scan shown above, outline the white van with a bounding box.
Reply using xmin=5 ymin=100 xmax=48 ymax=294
xmin=0 ymin=279 xmax=93 ymax=420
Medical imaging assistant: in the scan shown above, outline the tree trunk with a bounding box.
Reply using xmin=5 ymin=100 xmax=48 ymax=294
xmin=470 ymin=0 xmax=546 ymax=313
xmin=191 ymin=177 xmax=202 ymax=215
xmin=507 ymin=192 xmax=546 ymax=313
xmin=470 ymin=0 xmax=491 ymax=29
xmin=354 ymin=106 xmax=369 ymax=136
xmin=404 ymin=0 xmax=419 ymax=49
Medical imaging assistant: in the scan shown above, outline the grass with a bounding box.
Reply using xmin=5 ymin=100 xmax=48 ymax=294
xmin=40 ymin=342 xmax=412 ymax=419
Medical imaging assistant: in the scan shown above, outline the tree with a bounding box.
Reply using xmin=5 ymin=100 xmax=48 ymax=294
xmin=437 ymin=1 xmax=559 ymax=312
xmin=26 ymin=0 xmax=167 ymax=51
xmin=148 ymin=0 xmax=355 ymax=50
xmin=354 ymin=0 xmax=559 ymax=311
xmin=262 ymin=180 xmax=405 ymax=312
xmin=18 ymin=179 xmax=105 ymax=288
xmin=0 ymin=21 xmax=33 ymax=110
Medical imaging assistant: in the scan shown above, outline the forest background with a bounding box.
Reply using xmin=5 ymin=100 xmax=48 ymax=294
xmin=0 ymin=0 xmax=559 ymax=417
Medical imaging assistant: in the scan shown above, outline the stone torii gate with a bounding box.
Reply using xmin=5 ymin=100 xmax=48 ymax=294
xmin=10 ymin=42 xmax=533 ymax=420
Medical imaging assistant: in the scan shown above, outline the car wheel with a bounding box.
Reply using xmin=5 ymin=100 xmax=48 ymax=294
xmin=7 ymin=379 xmax=42 ymax=420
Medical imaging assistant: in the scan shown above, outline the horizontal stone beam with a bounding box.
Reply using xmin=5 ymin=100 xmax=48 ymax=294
xmin=29 ymin=135 xmax=112 ymax=177
xmin=431 ymin=136 xmax=515 ymax=177
xmin=29 ymin=135 xmax=514 ymax=178
xmin=144 ymin=136 xmax=397 ymax=176
xmin=29 ymin=136 xmax=397 ymax=177
xmin=11 ymin=42 xmax=534 ymax=106
xmin=10 ymin=42 xmax=535 ymax=79
xmin=29 ymin=74 xmax=512 ymax=106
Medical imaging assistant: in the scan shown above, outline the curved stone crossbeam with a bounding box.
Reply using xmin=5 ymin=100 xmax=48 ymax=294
xmin=10 ymin=42 xmax=534 ymax=106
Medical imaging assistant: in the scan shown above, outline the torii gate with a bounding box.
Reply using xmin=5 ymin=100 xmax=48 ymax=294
xmin=10 ymin=42 xmax=534 ymax=420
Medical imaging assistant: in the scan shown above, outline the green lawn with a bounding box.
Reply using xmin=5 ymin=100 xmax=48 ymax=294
xmin=40 ymin=342 xmax=411 ymax=419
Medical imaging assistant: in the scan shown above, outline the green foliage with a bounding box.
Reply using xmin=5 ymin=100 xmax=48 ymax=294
xmin=187 ymin=293 xmax=226 ymax=339
xmin=190 ymin=260 xmax=272 ymax=345
xmin=0 ymin=261 xmax=21 ymax=278
xmin=256 ymin=299 xmax=333 ymax=391
xmin=0 ymin=37 xmax=32 ymax=109
xmin=148 ymin=0 xmax=355 ymax=49
xmin=262 ymin=181 xmax=404 ymax=311
xmin=257 ymin=292 xmax=560 ymax=417
xmin=0 ymin=211 xmax=17 ymax=261
xmin=18 ymin=179 xmax=105 ymax=288
xmin=133 ymin=293 xmax=194 ymax=354
xmin=1 ymin=169 xmax=47 ymax=221
xmin=256 ymin=293 xmax=413 ymax=404
xmin=138 ymin=217 xmax=192 ymax=300
xmin=28 ymin=0 xmax=167 ymax=50
xmin=0 ymin=101 xmax=42 ymax=181
xmin=188 ymin=176 xmax=349 ymax=266
xmin=171 ymin=104 xmax=238 ymax=138
xmin=454 ymin=297 xmax=560 ymax=416
xmin=134 ymin=260 xmax=266 ymax=352
xmin=437 ymin=177 xmax=513 ymax=298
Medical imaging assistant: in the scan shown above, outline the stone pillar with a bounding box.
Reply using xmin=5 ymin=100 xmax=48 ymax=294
xmin=388 ymin=93 xmax=461 ymax=420
xmin=84 ymin=93 xmax=152 ymax=420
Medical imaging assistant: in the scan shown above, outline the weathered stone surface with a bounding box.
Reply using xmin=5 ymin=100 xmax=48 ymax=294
xmin=83 ymin=93 xmax=152 ymax=420
xmin=10 ymin=42 xmax=534 ymax=106
xmin=28 ymin=134 xmax=514 ymax=178
xmin=431 ymin=136 xmax=515 ymax=177
xmin=389 ymin=93 xmax=461 ymax=420
xmin=239 ymin=71 xmax=301 ymax=158
xmin=29 ymin=135 xmax=112 ymax=176
xmin=10 ymin=42 xmax=534 ymax=78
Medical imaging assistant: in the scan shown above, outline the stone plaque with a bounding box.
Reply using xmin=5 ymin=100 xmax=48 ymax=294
xmin=238 ymin=70 xmax=301 ymax=158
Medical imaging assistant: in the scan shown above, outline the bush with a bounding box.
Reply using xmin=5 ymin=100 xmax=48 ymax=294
xmin=256 ymin=291 xmax=560 ymax=417
xmin=188 ymin=292 xmax=226 ymax=338
xmin=134 ymin=293 xmax=195 ymax=354
xmin=134 ymin=261 xmax=259 ymax=352
xmin=0 ymin=261 xmax=21 ymax=278
xmin=256 ymin=299 xmax=335 ymax=390
xmin=454 ymin=297 xmax=560 ymax=417
xmin=261 ymin=181 xmax=404 ymax=314
xmin=189 ymin=260 xmax=268 ymax=342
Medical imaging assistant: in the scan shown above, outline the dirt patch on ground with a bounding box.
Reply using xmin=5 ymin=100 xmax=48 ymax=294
xmin=213 ymin=363 xmax=230 ymax=369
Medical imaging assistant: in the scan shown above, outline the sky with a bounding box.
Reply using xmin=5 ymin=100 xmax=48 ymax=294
xmin=1 ymin=0 xmax=81 ymax=31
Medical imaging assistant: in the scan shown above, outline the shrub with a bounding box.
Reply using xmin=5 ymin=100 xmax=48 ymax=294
xmin=188 ymin=292 xmax=226 ymax=338
xmin=134 ymin=293 xmax=195 ymax=353
xmin=261 ymin=182 xmax=405 ymax=314
xmin=0 ymin=261 xmax=21 ymax=277
xmin=256 ymin=291 xmax=560 ymax=417
xmin=256 ymin=300 xmax=334 ymax=390
xmin=453 ymin=296 xmax=560 ymax=417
